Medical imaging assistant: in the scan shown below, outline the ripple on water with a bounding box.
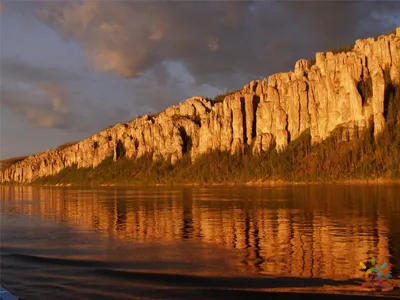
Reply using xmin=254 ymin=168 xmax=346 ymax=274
xmin=1 ymin=185 xmax=400 ymax=299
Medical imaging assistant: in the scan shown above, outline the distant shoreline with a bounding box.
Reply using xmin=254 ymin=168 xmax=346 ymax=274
xmin=2 ymin=178 xmax=400 ymax=188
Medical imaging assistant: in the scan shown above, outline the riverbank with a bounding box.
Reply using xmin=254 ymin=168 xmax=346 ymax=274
xmin=2 ymin=178 xmax=400 ymax=188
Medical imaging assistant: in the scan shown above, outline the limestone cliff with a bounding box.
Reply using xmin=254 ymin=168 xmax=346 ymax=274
xmin=2 ymin=27 xmax=400 ymax=183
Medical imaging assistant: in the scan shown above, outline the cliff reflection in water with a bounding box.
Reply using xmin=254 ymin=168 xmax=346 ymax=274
xmin=1 ymin=185 xmax=399 ymax=280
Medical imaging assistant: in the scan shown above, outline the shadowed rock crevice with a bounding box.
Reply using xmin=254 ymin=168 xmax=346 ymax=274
xmin=384 ymin=83 xmax=396 ymax=120
xmin=134 ymin=138 xmax=139 ymax=151
xmin=357 ymin=77 xmax=373 ymax=107
xmin=252 ymin=96 xmax=260 ymax=139
xmin=190 ymin=115 xmax=201 ymax=127
xmin=179 ymin=127 xmax=192 ymax=155
xmin=383 ymin=71 xmax=400 ymax=125
xmin=240 ymin=97 xmax=247 ymax=144
xmin=115 ymin=140 xmax=126 ymax=160
xmin=383 ymin=69 xmax=393 ymax=120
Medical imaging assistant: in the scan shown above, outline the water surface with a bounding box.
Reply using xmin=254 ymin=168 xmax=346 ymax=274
xmin=1 ymin=185 xmax=399 ymax=299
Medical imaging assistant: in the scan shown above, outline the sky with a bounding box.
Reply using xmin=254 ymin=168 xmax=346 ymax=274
xmin=1 ymin=0 xmax=400 ymax=160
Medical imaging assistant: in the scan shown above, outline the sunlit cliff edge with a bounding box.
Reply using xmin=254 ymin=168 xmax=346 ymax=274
xmin=2 ymin=27 xmax=400 ymax=184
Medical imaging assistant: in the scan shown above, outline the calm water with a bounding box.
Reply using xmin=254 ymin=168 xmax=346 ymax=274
xmin=1 ymin=185 xmax=400 ymax=299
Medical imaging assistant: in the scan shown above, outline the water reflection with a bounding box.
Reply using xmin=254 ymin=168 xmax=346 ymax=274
xmin=1 ymin=185 xmax=399 ymax=281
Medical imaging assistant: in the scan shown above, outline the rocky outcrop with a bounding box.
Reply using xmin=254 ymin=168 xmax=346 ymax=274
xmin=2 ymin=27 xmax=400 ymax=183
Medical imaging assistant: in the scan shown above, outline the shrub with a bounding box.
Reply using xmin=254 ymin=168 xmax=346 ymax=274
xmin=308 ymin=45 xmax=353 ymax=67
xmin=212 ymin=89 xmax=241 ymax=103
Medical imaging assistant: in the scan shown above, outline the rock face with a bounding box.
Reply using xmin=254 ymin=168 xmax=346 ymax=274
xmin=2 ymin=27 xmax=400 ymax=183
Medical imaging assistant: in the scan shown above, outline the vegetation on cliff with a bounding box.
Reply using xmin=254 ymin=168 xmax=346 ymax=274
xmin=308 ymin=45 xmax=354 ymax=67
xmin=211 ymin=89 xmax=241 ymax=103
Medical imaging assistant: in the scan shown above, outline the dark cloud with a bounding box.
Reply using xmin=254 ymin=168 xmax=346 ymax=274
xmin=1 ymin=86 xmax=85 ymax=130
xmin=1 ymin=57 xmax=142 ymax=131
xmin=1 ymin=56 xmax=77 ymax=128
xmin=128 ymin=61 xmax=222 ymax=115
xmin=2 ymin=0 xmax=400 ymax=113
xmin=10 ymin=0 xmax=395 ymax=87
xmin=1 ymin=80 xmax=133 ymax=132
xmin=1 ymin=56 xmax=81 ymax=83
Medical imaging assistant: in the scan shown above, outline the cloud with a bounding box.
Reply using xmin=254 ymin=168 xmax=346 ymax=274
xmin=371 ymin=11 xmax=400 ymax=29
xmin=128 ymin=61 xmax=223 ymax=115
xmin=16 ymin=0 xmax=396 ymax=88
xmin=1 ymin=80 xmax=122 ymax=132
xmin=14 ymin=106 xmax=64 ymax=128
xmin=1 ymin=85 xmax=82 ymax=130
xmin=1 ymin=56 xmax=75 ymax=125
xmin=2 ymin=86 xmax=61 ymax=128
xmin=2 ymin=0 xmax=400 ymax=122
xmin=0 ymin=56 xmax=147 ymax=132
xmin=0 ymin=56 xmax=98 ymax=131
xmin=39 ymin=82 xmax=68 ymax=113
xmin=206 ymin=36 xmax=220 ymax=52
xmin=1 ymin=56 xmax=81 ymax=83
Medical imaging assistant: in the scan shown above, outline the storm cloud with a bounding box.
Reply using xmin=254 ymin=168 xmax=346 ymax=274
xmin=2 ymin=56 xmax=81 ymax=83
xmin=12 ymin=1 xmax=397 ymax=86
xmin=1 ymin=56 xmax=76 ymax=128
xmin=3 ymin=1 xmax=400 ymax=95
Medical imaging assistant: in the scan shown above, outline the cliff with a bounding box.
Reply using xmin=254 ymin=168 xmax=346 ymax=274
xmin=2 ymin=27 xmax=400 ymax=184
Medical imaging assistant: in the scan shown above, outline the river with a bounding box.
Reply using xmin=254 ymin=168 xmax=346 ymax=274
xmin=1 ymin=185 xmax=399 ymax=299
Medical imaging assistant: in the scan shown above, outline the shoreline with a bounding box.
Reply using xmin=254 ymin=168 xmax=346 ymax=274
xmin=1 ymin=178 xmax=400 ymax=188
